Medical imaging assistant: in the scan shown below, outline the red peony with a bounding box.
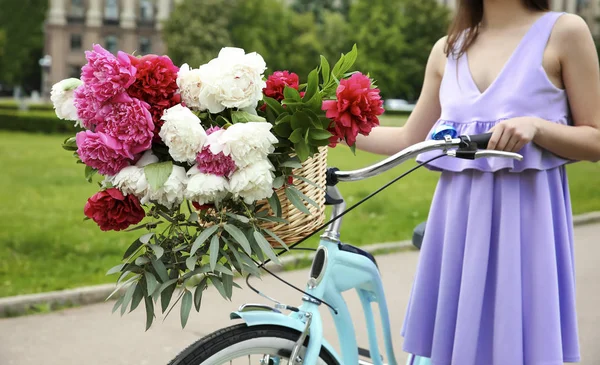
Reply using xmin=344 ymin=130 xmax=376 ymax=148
xmin=127 ymin=54 xmax=179 ymax=105
xmin=322 ymin=73 xmax=384 ymax=147
xmin=149 ymin=93 xmax=181 ymax=142
xmin=192 ymin=202 xmax=214 ymax=211
xmin=263 ymin=71 xmax=300 ymax=101
xmin=84 ymin=188 xmax=145 ymax=231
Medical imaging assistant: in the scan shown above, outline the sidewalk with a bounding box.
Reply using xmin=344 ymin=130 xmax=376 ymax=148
xmin=0 ymin=223 xmax=598 ymax=365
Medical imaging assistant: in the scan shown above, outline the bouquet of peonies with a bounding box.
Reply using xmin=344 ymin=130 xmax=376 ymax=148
xmin=53 ymin=44 xmax=384 ymax=329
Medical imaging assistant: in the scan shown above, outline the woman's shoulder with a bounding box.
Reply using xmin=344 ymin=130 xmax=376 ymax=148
xmin=550 ymin=13 xmax=593 ymax=51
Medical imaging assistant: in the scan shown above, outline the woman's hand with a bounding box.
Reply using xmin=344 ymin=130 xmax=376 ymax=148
xmin=487 ymin=117 xmax=542 ymax=152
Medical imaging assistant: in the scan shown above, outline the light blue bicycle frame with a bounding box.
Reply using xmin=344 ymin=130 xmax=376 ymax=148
xmin=228 ymin=137 xmax=522 ymax=364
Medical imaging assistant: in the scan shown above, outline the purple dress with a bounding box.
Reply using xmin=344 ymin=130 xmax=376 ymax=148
xmin=404 ymin=11 xmax=581 ymax=365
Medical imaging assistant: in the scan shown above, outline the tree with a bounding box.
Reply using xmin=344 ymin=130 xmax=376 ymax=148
xmin=291 ymin=0 xmax=351 ymax=22
xmin=348 ymin=0 xmax=449 ymax=101
xmin=162 ymin=0 xmax=236 ymax=68
xmin=0 ymin=0 xmax=48 ymax=91
xmin=320 ymin=10 xmax=352 ymax=64
xmin=0 ymin=29 xmax=5 ymax=58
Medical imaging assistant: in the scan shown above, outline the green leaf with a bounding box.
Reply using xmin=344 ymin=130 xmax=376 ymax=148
xmin=294 ymin=140 xmax=310 ymax=162
xmin=144 ymin=296 xmax=154 ymax=331
xmin=180 ymin=290 xmax=193 ymax=328
xmin=319 ymin=116 xmax=333 ymax=129
xmin=157 ymin=278 xmax=178 ymax=294
xmin=85 ymin=165 xmax=97 ymax=183
xmin=303 ymin=68 xmax=319 ymax=102
xmin=191 ymin=225 xmax=219 ymax=256
xmin=130 ymin=282 xmax=144 ymax=312
xmin=291 ymin=111 xmax=311 ymax=130
xmin=144 ymin=161 xmax=173 ymax=190
xmin=258 ymin=215 xmax=288 ymax=224
xmin=140 ymin=233 xmax=154 ymax=244
xmin=121 ymin=282 xmax=137 ymax=316
xmin=112 ymin=296 xmax=124 ymax=314
xmin=193 ymin=278 xmax=208 ymax=311
xmin=151 ymin=259 xmax=169 ymax=282
xmin=145 ymin=272 xmax=159 ymax=296
xmin=283 ymin=86 xmax=302 ymax=101
xmin=210 ymin=277 xmax=230 ymax=301
xmin=273 ymin=175 xmax=285 ymax=189
xmin=289 ymin=186 xmax=318 ymax=208
xmin=214 ymin=263 xmax=234 ymax=275
xmin=235 ymin=250 xmax=262 ymax=276
xmin=280 ymin=158 xmax=302 ymax=169
xmin=62 ymin=136 xmax=78 ymax=151
xmin=267 ymin=193 xmax=282 ymax=217
xmin=135 ymin=256 xmax=150 ymax=266
xmin=262 ymin=228 xmax=289 ymax=250
xmin=292 ymin=175 xmax=325 ymax=191
xmin=231 ymin=110 xmax=266 ymax=123
xmin=309 ymin=129 xmax=332 ymax=140
xmin=253 ymin=231 xmax=281 ymax=264
xmin=123 ymin=239 xmax=143 ymax=260
xmin=320 ymin=55 xmax=331 ymax=85
xmin=209 ymin=235 xmax=220 ymax=271
xmin=306 ymin=91 xmax=324 ymax=115
xmin=289 ymin=129 xmax=304 ymax=144
xmin=342 ymin=44 xmax=359 ymax=73
xmin=273 ymin=120 xmax=293 ymax=138
xmin=349 ymin=143 xmax=357 ymax=155
xmin=225 ymin=212 xmax=250 ymax=224
xmin=222 ymin=272 xmax=234 ymax=299
xmin=247 ymin=231 xmax=265 ymax=262
xmin=264 ymin=96 xmax=285 ymax=115
xmin=106 ymin=264 xmax=125 ymax=276
xmin=160 ymin=280 xmax=176 ymax=313
xmin=149 ymin=244 xmax=164 ymax=260
xmin=285 ymin=187 xmax=311 ymax=215
xmin=186 ymin=255 xmax=197 ymax=271
xmin=223 ymin=224 xmax=251 ymax=255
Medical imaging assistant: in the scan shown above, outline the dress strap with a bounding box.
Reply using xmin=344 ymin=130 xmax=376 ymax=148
xmin=528 ymin=11 xmax=566 ymax=64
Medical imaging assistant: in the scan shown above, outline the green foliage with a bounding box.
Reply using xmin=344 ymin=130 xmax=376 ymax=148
xmin=0 ymin=29 xmax=5 ymax=58
xmin=0 ymin=109 xmax=77 ymax=134
xmin=0 ymin=0 xmax=48 ymax=89
xmin=291 ymin=0 xmax=352 ymax=21
xmin=349 ymin=0 xmax=450 ymax=100
xmin=162 ymin=0 xmax=236 ymax=67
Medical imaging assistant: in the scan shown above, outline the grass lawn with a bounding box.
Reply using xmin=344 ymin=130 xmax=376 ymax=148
xmin=1 ymin=117 xmax=600 ymax=297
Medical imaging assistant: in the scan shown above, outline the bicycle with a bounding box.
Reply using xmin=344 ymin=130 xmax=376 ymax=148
xmin=167 ymin=132 xmax=523 ymax=365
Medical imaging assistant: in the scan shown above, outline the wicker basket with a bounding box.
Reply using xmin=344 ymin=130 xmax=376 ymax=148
xmin=259 ymin=147 xmax=328 ymax=247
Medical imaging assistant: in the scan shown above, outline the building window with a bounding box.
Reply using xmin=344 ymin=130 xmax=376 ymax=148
xmin=105 ymin=35 xmax=119 ymax=54
xmin=70 ymin=34 xmax=82 ymax=50
xmin=139 ymin=37 xmax=152 ymax=54
xmin=105 ymin=0 xmax=119 ymax=21
xmin=140 ymin=0 xmax=154 ymax=22
xmin=70 ymin=0 xmax=85 ymax=18
xmin=69 ymin=65 xmax=82 ymax=79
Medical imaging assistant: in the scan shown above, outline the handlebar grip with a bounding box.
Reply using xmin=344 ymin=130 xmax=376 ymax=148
xmin=460 ymin=133 xmax=493 ymax=149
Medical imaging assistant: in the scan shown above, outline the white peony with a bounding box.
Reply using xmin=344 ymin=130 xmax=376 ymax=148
xmin=108 ymin=151 xmax=159 ymax=199
xmin=144 ymin=165 xmax=187 ymax=209
xmin=185 ymin=165 xmax=230 ymax=205
xmin=198 ymin=47 xmax=267 ymax=114
xmin=207 ymin=122 xmax=278 ymax=168
xmin=159 ymin=104 xmax=207 ymax=164
xmin=50 ymin=78 xmax=83 ymax=125
xmin=229 ymin=160 xmax=275 ymax=204
xmin=176 ymin=64 xmax=206 ymax=110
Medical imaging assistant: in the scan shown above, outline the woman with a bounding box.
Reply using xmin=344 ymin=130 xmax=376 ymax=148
xmin=355 ymin=1 xmax=600 ymax=364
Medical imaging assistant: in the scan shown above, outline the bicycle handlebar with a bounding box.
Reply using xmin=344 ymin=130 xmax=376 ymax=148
xmin=332 ymin=133 xmax=521 ymax=183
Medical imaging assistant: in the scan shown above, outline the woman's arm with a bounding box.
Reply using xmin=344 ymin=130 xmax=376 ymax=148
xmin=533 ymin=14 xmax=600 ymax=162
xmin=353 ymin=37 xmax=447 ymax=156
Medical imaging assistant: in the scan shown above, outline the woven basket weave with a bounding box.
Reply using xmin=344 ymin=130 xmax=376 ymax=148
xmin=259 ymin=147 xmax=328 ymax=247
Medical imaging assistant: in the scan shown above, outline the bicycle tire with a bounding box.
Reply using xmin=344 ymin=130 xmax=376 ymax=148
xmin=168 ymin=323 xmax=339 ymax=365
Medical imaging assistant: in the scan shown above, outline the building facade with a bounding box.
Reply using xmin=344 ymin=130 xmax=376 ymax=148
xmin=44 ymin=0 xmax=175 ymax=95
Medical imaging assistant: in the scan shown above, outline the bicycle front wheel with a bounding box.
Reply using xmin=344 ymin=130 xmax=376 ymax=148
xmin=168 ymin=324 xmax=339 ymax=365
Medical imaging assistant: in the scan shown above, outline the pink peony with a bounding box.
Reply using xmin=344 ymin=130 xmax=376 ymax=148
xmin=97 ymin=93 xmax=154 ymax=159
xmin=263 ymin=71 xmax=300 ymax=101
xmin=80 ymin=44 xmax=137 ymax=103
xmin=76 ymin=130 xmax=132 ymax=176
xmin=322 ymin=73 xmax=384 ymax=147
xmin=73 ymin=85 xmax=101 ymax=130
xmin=127 ymin=54 xmax=179 ymax=105
xmin=196 ymin=126 xmax=236 ymax=177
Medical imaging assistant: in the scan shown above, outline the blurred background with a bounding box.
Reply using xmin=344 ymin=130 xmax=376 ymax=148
xmin=0 ymin=0 xmax=599 ymax=305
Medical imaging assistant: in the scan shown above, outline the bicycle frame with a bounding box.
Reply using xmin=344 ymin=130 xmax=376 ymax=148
xmin=231 ymin=235 xmax=395 ymax=365
xmin=229 ymin=137 xmax=522 ymax=365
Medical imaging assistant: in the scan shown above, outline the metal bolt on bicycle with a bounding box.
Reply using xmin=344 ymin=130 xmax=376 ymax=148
xmin=167 ymin=133 xmax=523 ymax=365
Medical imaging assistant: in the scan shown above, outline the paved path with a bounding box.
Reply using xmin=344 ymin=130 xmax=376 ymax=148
xmin=1 ymin=224 xmax=598 ymax=365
